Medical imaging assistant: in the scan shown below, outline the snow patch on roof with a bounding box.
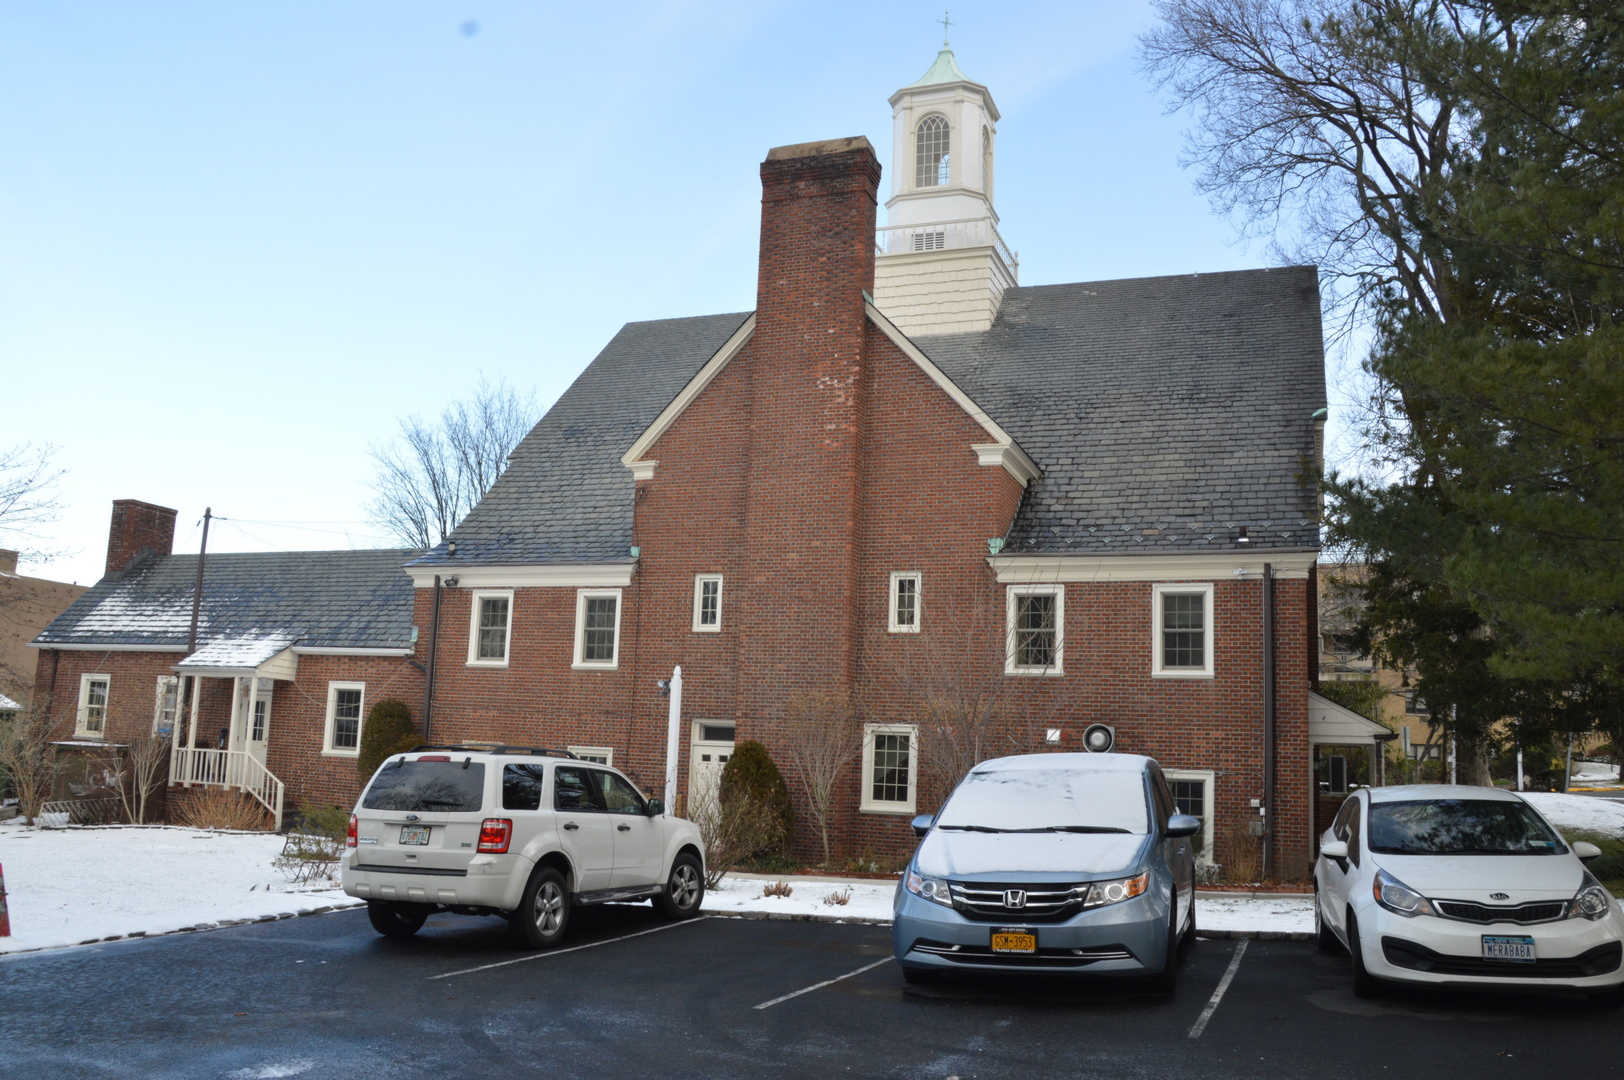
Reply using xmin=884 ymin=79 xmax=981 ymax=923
xmin=177 ymin=634 xmax=296 ymax=670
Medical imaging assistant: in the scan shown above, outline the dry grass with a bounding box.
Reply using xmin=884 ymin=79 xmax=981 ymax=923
xmin=1219 ymin=819 xmax=1264 ymax=884
xmin=821 ymin=888 xmax=852 ymax=906
xmin=173 ymin=786 xmax=269 ymax=831
xmin=762 ymin=880 xmax=794 ymax=898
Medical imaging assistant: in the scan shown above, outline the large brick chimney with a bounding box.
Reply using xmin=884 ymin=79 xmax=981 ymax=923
xmin=105 ymin=499 xmax=177 ymax=577
xmin=739 ymin=137 xmax=881 ymax=706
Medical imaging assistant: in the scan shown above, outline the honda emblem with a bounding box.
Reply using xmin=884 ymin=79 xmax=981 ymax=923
xmin=1004 ymin=889 xmax=1027 ymax=909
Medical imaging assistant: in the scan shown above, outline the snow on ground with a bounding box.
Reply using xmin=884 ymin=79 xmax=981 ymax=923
xmin=1522 ymin=792 xmax=1624 ymax=835
xmin=0 ymin=820 xmax=1318 ymax=955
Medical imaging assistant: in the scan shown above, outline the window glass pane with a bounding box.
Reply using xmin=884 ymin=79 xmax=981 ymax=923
xmin=554 ymin=766 xmax=605 ymax=811
xmin=700 ymin=723 xmax=735 ymax=743
xmin=583 ymin=596 xmax=618 ymax=661
xmin=1015 ymin=593 xmax=1056 ymax=667
xmin=477 ymin=596 xmax=509 ymax=660
xmin=870 ymin=732 xmax=911 ymax=803
xmin=915 ymin=115 xmax=949 ymax=187
xmin=333 ymin=689 xmax=362 ymax=749
xmin=895 ymin=576 xmax=917 ymax=627
xmin=1369 ymin=799 xmax=1564 ymax=856
xmin=362 ymin=760 xmax=486 ymax=812
xmin=1171 ymin=779 xmax=1205 ymax=819
xmin=698 ymin=579 xmax=719 ymax=626
xmin=251 ymin=699 xmax=268 ymax=742
xmin=503 ymin=763 xmax=546 ymax=811
xmin=597 ymin=771 xmax=645 ymax=815
xmin=1161 ymin=592 xmax=1205 ymax=668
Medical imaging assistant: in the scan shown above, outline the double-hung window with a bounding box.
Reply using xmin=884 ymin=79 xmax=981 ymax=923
xmin=860 ymin=723 xmax=918 ymax=814
xmin=324 ymin=681 xmax=365 ymax=756
xmin=467 ymin=589 xmax=513 ymax=666
xmin=1164 ymin=768 xmax=1216 ymax=860
xmin=77 ymin=674 xmax=110 ymax=738
xmin=1152 ymin=583 xmax=1214 ymax=678
xmin=888 ymin=572 xmax=921 ymax=633
xmin=574 ymin=589 xmax=622 ymax=669
xmin=692 ymin=575 xmax=723 ymax=633
xmin=1005 ymin=585 xmax=1063 ymax=675
xmin=153 ymin=675 xmax=179 ymax=735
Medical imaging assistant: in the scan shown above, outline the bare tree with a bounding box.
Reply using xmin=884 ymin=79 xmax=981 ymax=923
xmin=98 ymin=734 xmax=171 ymax=824
xmin=0 ymin=696 xmax=60 ymax=825
xmin=0 ymin=441 xmax=65 ymax=552
xmin=369 ymin=376 xmax=539 ymax=549
xmin=780 ymin=690 xmax=864 ymax=867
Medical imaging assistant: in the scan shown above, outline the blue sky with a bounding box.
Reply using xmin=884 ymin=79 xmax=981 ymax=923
xmin=3 ymin=1 xmax=1348 ymax=584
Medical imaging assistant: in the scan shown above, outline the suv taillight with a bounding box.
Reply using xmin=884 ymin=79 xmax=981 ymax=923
xmin=346 ymin=813 xmax=358 ymax=849
xmin=478 ymin=818 xmax=513 ymax=854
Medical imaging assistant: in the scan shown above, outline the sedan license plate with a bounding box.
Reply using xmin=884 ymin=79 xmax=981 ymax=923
xmin=1482 ymin=935 xmax=1535 ymax=963
xmin=991 ymin=928 xmax=1036 ymax=954
xmin=399 ymin=825 xmax=431 ymax=846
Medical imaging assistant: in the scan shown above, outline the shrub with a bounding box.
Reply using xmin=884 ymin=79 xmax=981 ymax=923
xmin=688 ymin=784 xmax=787 ymax=888
xmin=719 ymin=739 xmax=792 ymax=858
xmin=357 ymin=699 xmax=419 ymax=782
xmin=175 ymin=787 xmax=268 ymax=831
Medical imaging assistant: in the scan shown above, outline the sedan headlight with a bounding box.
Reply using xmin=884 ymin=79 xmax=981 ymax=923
xmin=1570 ymin=873 xmax=1613 ymax=921
xmin=1372 ymin=868 xmax=1437 ymax=918
xmin=1083 ymin=871 xmax=1149 ymax=910
xmin=904 ymin=869 xmax=954 ymax=908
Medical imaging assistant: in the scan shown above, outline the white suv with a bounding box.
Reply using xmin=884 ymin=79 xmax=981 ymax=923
xmin=342 ymin=745 xmax=705 ymax=947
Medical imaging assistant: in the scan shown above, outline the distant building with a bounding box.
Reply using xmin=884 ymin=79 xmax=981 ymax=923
xmin=0 ymin=548 xmax=86 ymax=716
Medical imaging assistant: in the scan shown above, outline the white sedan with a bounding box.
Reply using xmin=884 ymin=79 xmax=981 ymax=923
xmin=1313 ymin=784 xmax=1624 ymax=998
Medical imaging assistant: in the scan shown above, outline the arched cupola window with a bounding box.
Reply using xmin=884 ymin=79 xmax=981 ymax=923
xmin=915 ymin=114 xmax=950 ymax=188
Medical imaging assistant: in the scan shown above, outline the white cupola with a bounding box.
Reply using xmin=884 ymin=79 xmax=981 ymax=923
xmin=873 ymin=41 xmax=1017 ymax=336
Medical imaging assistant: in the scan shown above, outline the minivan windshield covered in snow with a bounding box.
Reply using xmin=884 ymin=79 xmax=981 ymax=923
xmin=361 ymin=760 xmax=487 ymax=813
xmin=934 ymin=767 xmax=1149 ymax=835
xmin=1368 ymin=799 xmax=1566 ymax=856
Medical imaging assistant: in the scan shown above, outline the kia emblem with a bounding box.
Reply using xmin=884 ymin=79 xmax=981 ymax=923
xmin=1489 ymin=892 xmax=1510 ymax=901
xmin=1004 ymin=889 xmax=1027 ymax=909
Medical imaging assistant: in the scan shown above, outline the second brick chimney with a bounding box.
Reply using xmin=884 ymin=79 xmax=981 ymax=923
xmin=105 ymin=499 xmax=178 ymax=578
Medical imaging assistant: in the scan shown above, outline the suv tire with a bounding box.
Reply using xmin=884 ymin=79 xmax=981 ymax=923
xmin=367 ymin=900 xmax=428 ymax=939
xmin=511 ymin=866 xmax=570 ymax=949
xmin=654 ymin=852 xmax=705 ymax=920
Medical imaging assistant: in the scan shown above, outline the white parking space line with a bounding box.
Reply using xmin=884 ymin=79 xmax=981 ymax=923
xmin=428 ymin=916 xmax=713 ymax=981
xmin=1187 ymin=939 xmax=1248 ymax=1040
xmin=752 ymin=957 xmax=894 ymax=1011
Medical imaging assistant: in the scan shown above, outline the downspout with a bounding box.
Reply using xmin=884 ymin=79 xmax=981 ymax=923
xmin=422 ymin=575 xmax=443 ymax=743
xmin=1262 ymin=562 xmax=1276 ymax=881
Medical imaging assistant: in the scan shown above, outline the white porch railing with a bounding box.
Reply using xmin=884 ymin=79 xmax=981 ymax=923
xmin=875 ymin=216 xmax=1018 ymax=277
xmin=173 ymin=747 xmax=285 ymax=831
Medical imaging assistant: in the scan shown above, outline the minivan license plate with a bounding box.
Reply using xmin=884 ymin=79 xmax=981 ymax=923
xmin=399 ymin=825 xmax=431 ymax=846
xmin=991 ymin=929 xmax=1036 ymax=954
xmin=1481 ymin=935 xmax=1534 ymax=962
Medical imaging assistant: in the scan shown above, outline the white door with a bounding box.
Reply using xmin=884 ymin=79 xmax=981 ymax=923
xmin=688 ymin=721 xmax=735 ymax=819
xmin=231 ymin=679 xmax=272 ymax=779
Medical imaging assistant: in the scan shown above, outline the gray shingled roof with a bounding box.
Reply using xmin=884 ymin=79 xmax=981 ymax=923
xmin=410 ymin=266 xmax=1324 ymax=566
xmin=33 ymin=549 xmax=419 ymax=650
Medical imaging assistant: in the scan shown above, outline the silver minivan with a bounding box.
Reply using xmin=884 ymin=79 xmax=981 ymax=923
xmin=892 ymin=753 xmax=1200 ymax=989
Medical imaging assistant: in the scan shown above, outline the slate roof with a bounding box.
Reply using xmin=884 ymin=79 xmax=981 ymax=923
xmin=33 ymin=549 xmax=419 ymax=651
xmin=409 ymin=266 xmax=1324 ymax=567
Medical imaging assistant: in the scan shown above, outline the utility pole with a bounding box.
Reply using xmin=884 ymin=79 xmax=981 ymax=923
xmin=187 ymin=507 xmax=212 ymax=654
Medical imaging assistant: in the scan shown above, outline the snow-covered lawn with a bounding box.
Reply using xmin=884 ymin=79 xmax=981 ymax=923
xmin=1 ymin=791 xmax=1616 ymax=956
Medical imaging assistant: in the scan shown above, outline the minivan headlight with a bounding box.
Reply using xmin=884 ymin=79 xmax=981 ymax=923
xmin=1083 ymin=871 xmax=1149 ymax=909
xmin=1571 ymin=873 xmax=1613 ymax=921
xmin=1372 ymin=868 xmax=1436 ymax=917
xmin=905 ymin=869 xmax=954 ymax=908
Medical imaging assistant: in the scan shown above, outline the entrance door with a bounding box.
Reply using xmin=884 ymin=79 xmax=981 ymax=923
xmin=688 ymin=721 xmax=735 ymax=819
xmin=232 ymin=678 xmax=272 ymax=779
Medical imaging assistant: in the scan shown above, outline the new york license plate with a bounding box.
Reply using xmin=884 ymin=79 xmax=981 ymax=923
xmin=991 ymin=928 xmax=1036 ymax=954
xmin=1482 ymin=935 xmax=1535 ymax=962
xmin=399 ymin=825 xmax=431 ymax=846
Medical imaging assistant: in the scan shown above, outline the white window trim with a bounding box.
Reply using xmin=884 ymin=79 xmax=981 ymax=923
xmin=1164 ymin=767 xmax=1217 ymax=863
xmin=1005 ymin=584 xmax=1064 ymax=676
xmin=323 ymin=680 xmax=366 ymax=757
xmin=568 ymin=745 xmax=614 ymax=765
xmin=1152 ymin=583 xmax=1215 ymax=679
xmin=860 ymin=723 xmax=919 ymax=815
xmin=573 ymin=588 xmax=623 ymax=670
xmin=691 ymin=574 xmax=723 ymax=633
xmin=153 ymin=674 xmax=179 ymax=735
xmin=466 ymin=588 xmax=514 ymax=667
xmin=888 ymin=571 xmax=922 ymax=634
xmin=76 ymin=673 xmax=110 ymax=738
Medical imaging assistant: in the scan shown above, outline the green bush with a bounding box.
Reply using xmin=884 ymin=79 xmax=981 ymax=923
xmin=720 ymin=739 xmax=793 ymax=858
xmin=357 ymin=698 xmax=419 ymax=781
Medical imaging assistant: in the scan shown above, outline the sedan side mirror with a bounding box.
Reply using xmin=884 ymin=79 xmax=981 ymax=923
xmin=910 ymin=813 xmax=935 ymax=837
xmin=646 ymin=798 xmax=665 ymax=817
xmin=1165 ymin=814 xmax=1202 ymax=839
xmin=1573 ymin=840 xmax=1602 ymax=862
xmin=1320 ymin=838 xmax=1348 ymax=860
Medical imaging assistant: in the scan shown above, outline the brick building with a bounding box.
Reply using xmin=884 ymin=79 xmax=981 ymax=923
xmin=30 ymin=48 xmax=1327 ymax=875
xmin=0 ymin=548 xmax=86 ymax=717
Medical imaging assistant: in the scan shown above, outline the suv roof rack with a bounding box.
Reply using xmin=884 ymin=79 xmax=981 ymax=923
xmin=407 ymin=744 xmax=580 ymax=759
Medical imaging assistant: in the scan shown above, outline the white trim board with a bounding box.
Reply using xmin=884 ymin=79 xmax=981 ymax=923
xmin=406 ymin=563 xmax=636 ymax=589
xmin=989 ymin=551 xmax=1318 ymax=584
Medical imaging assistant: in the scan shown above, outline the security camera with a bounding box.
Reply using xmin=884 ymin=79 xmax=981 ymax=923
xmin=656 ymin=678 xmax=670 ymax=697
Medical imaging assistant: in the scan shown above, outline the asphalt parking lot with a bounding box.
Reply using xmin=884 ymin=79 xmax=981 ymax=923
xmin=2 ymin=902 xmax=1619 ymax=1079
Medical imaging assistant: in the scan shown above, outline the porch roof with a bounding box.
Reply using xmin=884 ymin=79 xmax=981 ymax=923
xmin=175 ymin=634 xmax=298 ymax=680
xmin=1308 ymin=691 xmax=1398 ymax=746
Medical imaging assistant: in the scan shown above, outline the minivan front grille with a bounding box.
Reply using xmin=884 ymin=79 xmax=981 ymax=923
xmin=948 ymin=881 xmax=1091 ymax=922
xmin=1433 ymin=899 xmax=1567 ymax=925
xmin=912 ymin=939 xmax=1133 ymax=967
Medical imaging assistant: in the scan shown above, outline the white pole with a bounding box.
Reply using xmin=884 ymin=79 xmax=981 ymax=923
xmin=1516 ymin=741 xmax=1524 ymax=792
xmin=663 ymin=665 xmax=683 ymax=816
xmin=1448 ymin=734 xmax=1457 ymax=785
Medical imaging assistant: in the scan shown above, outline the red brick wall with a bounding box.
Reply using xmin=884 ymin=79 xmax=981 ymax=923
xmin=105 ymin=500 xmax=177 ymax=577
